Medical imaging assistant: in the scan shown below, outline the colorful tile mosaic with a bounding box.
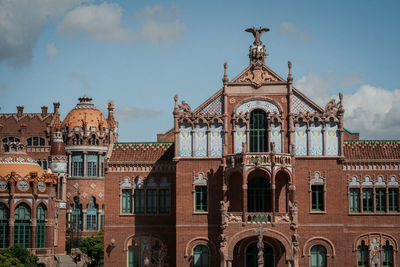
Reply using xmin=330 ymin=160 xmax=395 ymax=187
xmin=291 ymin=93 xmax=315 ymax=114
xmin=343 ymin=140 xmax=400 ymax=150
xmin=199 ymin=94 xmax=223 ymax=115
xmin=113 ymin=142 xmax=173 ymax=152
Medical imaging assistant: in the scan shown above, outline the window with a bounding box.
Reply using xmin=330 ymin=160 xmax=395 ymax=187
xmin=193 ymin=245 xmax=209 ymax=267
xmin=122 ymin=189 xmax=132 ymax=213
xmin=86 ymin=197 xmax=98 ymax=231
xmin=87 ymin=152 xmax=98 ymax=177
xmin=389 ymin=188 xmax=399 ymax=212
xmin=134 ymin=189 xmax=145 ymax=214
xmin=71 ymin=152 xmax=84 ymax=177
xmin=357 ymin=241 xmax=368 ymax=267
xmin=26 ymin=137 xmax=45 ymax=147
xmin=146 ymin=189 xmax=157 ymax=214
xmin=383 ymin=241 xmax=394 ymax=267
xmin=349 ymin=188 xmax=360 ymax=213
xmin=249 ymin=109 xmax=267 ymax=152
xmin=159 ymin=189 xmax=170 ymax=214
xmin=128 ymin=245 xmax=140 ymax=267
xmin=36 ymin=204 xmax=46 ymax=248
xmin=100 ymin=205 xmax=104 ymax=229
xmin=73 ymin=134 xmax=82 ymax=145
xmin=100 ymin=155 xmax=105 ymax=177
xmin=362 ymin=188 xmax=373 ymax=212
xmin=71 ymin=197 xmax=83 ymax=231
xmin=311 ymin=185 xmax=324 ymax=211
xmin=0 ymin=203 xmax=9 ymax=248
xmin=248 ymin=178 xmax=270 ymax=212
xmin=88 ymin=134 xmax=98 ymax=145
xmin=14 ymin=203 xmax=31 ymax=248
xmin=376 ymin=188 xmax=386 ymax=212
xmin=2 ymin=137 xmax=20 ymax=149
xmin=195 ymin=186 xmax=208 ymax=212
xmin=310 ymin=245 xmax=327 ymax=267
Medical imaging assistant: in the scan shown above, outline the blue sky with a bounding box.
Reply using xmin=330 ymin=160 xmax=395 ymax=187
xmin=0 ymin=0 xmax=399 ymax=141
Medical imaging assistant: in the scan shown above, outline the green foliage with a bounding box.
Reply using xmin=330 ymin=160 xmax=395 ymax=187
xmin=0 ymin=245 xmax=39 ymax=267
xmin=79 ymin=230 xmax=104 ymax=267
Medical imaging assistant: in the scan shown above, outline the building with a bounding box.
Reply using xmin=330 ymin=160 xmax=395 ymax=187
xmin=104 ymin=28 xmax=399 ymax=267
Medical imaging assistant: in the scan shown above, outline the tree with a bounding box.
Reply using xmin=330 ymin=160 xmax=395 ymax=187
xmin=79 ymin=230 xmax=104 ymax=267
xmin=0 ymin=245 xmax=39 ymax=267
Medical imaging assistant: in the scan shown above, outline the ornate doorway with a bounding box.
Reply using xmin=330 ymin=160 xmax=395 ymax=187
xmin=245 ymin=242 xmax=274 ymax=267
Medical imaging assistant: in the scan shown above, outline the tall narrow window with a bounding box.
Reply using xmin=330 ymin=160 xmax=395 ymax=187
xmin=310 ymin=245 xmax=327 ymax=267
xmin=122 ymin=189 xmax=132 ymax=213
xmin=86 ymin=197 xmax=98 ymax=231
xmin=195 ymin=186 xmax=208 ymax=212
xmin=146 ymin=189 xmax=157 ymax=214
xmin=389 ymin=188 xmax=399 ymax=212
xmin=42 ymin=159 xmax=47 ymax=170
xmin=362 ymin=188 xmax=373 ymax=212
xmin=349 ymin=188 xmax=360 ymax=212
xmin=71 ymin=152 xmax=83 ymax=177
xmin=71 ymin=197 xmax=83 ymax=231
xmin=249 ymin=109 xmax=267 ymax=152
xmin=14 ymin=203 xmax=31 ymax=248
xmin=0 ymin=203 xmax=9 ymax=248
xmin=134 ymin=189 xmax=145 ymax=214
xmin=87 ymin=152 xmax=98 ymax=177
xmin=100 ymin=205 xmax=104 ymax=229
xmin=100 ymin=155 xmax=105 ymax=177
xmin=36 ymin=204 xmax=46 ymax=248
xmin=248 ymin=178 xmax=270 ymax=212
xmin=193 ymin=245 xmax=209 ymax=267
xmin=159 ymin=189 xmax=170 ymax=214
xmin=311 ymin=185 xmax=324 ymax=211
xmin=128 ymin=245 xmax=140 ymax=267
xmin=357 ymin=241 xmax=368 ymax=267
xmin=376 ymin=188 xmax=386 ymax=213
xmin=383 ymin=241 xmax=394 ymax=267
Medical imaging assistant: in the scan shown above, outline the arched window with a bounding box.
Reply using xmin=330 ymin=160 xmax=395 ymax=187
xmin=383 ymin=241 xmax=394 ymax=267
xmin=71 ymin=197 xmax=83 ymax=231
xmin=2 ymin=137 xmax=20 ymax=150
xmin=36 ymin=204 xmax=46 ymax=248
xmin=86 ymin=197 xmax=98 ymax=231
xmin=249 ymin=109 xmax=267 ymax=152
xmin=193 ymin=245 xmax=209 ymax=267
xmin=0 ymin=203 xmax=9 ymax=248
xmin=357 ymin=241 xmax=368 ymax=267
xmin=26 ymin=137 xmax=45 ymax=147
xmin=87 ymin=152 xmax=98 ymax=177
xmin=89 ymin=134 xmax=97 ymax=145
xmin=14 ymin=203 xmax=31 ymax=248
xmin=310 ymin=245 xmax=327 ymax=267
xmin=248 ymin=178 xmax=271 ymax=212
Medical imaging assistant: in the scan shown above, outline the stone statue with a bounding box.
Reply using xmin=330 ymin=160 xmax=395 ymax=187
xmin=325 ymin=98 xmax=338 ymax=112
xmin=178 ymin=101 xmax=191 ymax=113
xmin=245 ymin=27 xmax=270 ymax=46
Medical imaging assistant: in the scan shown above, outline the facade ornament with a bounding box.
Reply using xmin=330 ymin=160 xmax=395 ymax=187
xmin=289 ymin=200 xmax=298 ymax=229
xmin=178 ymin=100 xmax=191 ymax=113
xmin=245 ymin=27 xmax=270 ymax=47
xmin=222 ymin=62 xmax=229 ymax=85
xmin=220 ymin=200 xmax=229 ymax=230
xmin=325 ymin=98 xmax=338 ymax=113
xmin=287 ymin=61 xmax=293 ymax=83
xmin=252 ymin=223 xmax=267 ymax=267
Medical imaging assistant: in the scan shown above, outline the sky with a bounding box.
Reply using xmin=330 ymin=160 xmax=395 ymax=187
xmin=0 ymin=0 xmax=399 ymax=141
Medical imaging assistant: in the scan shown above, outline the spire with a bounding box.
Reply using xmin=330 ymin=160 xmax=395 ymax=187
xmin=287 ymin=61 xmax=293 ymax=83
xmin=222 ymin=62 xmax=229 ymax=85
xmin=245 ymin=27 xmax=269 ymax=64
xmin=108 ymin=101 xmax=115 ymax=131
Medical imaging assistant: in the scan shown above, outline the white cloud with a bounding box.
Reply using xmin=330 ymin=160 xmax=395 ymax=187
xmin=295 ymin=73 xmax=400 ymax=139
xmin=0 ymin=0 xmax=90 ymax=66
xmin=47 ymin=42 xmax=59 ymax=59
xmin=57 ymin=3 xmax=131 ymax=42
xmin=57 ymin=3 xmax=186 ymax=44
xmin=279 ymin=21 xmax=312 ymax=44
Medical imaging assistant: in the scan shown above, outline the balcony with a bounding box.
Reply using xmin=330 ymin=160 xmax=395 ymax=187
xmin=225 ymin=212 xmax=291 ymax=225
xmin=225 ymin=152 xmax=294 ymax=170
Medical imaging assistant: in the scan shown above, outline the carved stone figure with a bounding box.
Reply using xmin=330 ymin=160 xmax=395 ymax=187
xmin=325 ymin=99 xmax=338 ymax=112
xmin=178 ymin=101 xmax=191 ymax=113
xmin=245 ymin=27 xmax=270 ymax=46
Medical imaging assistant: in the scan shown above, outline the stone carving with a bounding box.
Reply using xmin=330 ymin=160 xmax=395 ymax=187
xmin=220 ymin=201 xmax=229 ymax=230
xmin=245 ymin=27 xmax=270 ymax=46
xmin=238 ymin=63 xmax=278 ymax=87
xmin=178 ymin=101 xmax=191 ymax=113
xmin=289 ymin=200 xmax=298 ymax=229
xmin=370 ymin=238 xmax=380 ymax=267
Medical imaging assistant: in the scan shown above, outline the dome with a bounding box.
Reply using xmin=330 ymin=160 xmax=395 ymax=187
xmin=62 ymin=96 xmax=108 ymax=131
xmin=0 ymin=143 xmax=44 ymax=177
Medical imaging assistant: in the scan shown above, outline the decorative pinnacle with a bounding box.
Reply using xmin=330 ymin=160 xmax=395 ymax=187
xmin=222 ymin=62 xmax=229 ymax=85
xmin=245 ymin=27 xmax=270 ymax=46
xmin=287 ymin=61 xmax=293 ymax=82
xmin=78 ymin=95 xmax=92 ymax=103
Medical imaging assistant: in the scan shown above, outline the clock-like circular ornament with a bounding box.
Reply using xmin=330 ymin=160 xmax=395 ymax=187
xmin=17 ymin=180 xmax=29 ymax=192
xmin=37 ymin=181 xmax=46 ymax=192
xmin=0 ymin=180 xmax=7 ymax=191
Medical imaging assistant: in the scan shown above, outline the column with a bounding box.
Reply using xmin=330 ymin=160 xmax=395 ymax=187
xmin=82 ymin=209 xmax=87 ymax=231
xmin=242 ymin=163 xmax=248 ymax=223
xmin=68 ymin=153 xmax=72 ymax=176
xmin=322 ymin=123 xmax=326 ymax=156
xmin=271 ymin=163 xmax=276 ymax=222
xmin=191 ymin=128 xmax=195 ymax=157
xmin=31 ymin=198 xmax=37 ymax=248
xmin=98 ymin=153 xmax=102 ymax=177
xmin=83 ymin=151 xmax=87 ymax=177
xmin=9 ymin=198 xmax=15 ymax=246
xmin=97 ymin=209 xmax=101 ymax=231
xmin=306 ymin=127 xmax=310 ymax=156
xmin=62 ymin=176 xmax=67 ymax=201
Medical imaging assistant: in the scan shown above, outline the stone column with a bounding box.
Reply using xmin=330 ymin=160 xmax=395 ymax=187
xmin=98 ymin=153 xmax=102 ymax=177
xmin=322 ymin=123 xmax=326 ymax=156
xmin=31 ymin=197 xmax=37 ymax=248
xmin=97 ymin=209 xmax=101 ymax=230
xmin=82 ymin=209 xmax=87 ymax=231
xmin=68 ymin=152 xmax=72 ymax=176
xmin=83 ymin=151 xmax=87 ymax=177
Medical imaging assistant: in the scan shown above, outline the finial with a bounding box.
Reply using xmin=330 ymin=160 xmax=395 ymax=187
xmin=174 ymin=94 xmax=179 ymax=113
xmin=222 ymin=62 xmax=229 ymax=85
xmin=287 ymin=61 xmax=293 ymax=82
xmin=245 ymin=27 xmax=270 ymax=46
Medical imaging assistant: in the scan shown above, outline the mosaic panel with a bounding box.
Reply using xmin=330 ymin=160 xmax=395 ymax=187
xmin=209 ymin=124 xmax=223 ymax=156
xmin=194 ymin=124 xmax=207 ymax=157
xmin=294 ymin=122 xmax=307 ymax=156
xmin=270 ymin=121 xmax=282 ymax=153
xmin=325 ymin=121 xmax=338 ymax=156
xmin=291 ymin=93 xmax=316 ymax=114
xmin=235 ymin=125 xmax=247 ymax=154
xmin=309 ymin=121 xmax=322 ymax=156
xmin=200 ymin=94 xmax=223 ymax=115
xmin=236 ymin=100 xmax=279 ymax=114
xmin=179 ymin=125 xmax=192 ymax=157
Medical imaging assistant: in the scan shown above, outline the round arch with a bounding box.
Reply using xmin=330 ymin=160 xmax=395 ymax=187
xmin=302 ymin=236 xmax=336 ymax=258
xmin=234 ymin=97 xmax=283 ymax=115
xmin=353 ymin=232 xmax=398 ymax=252
xmin=227 ymin=228 xmax=293 ymax=261
xmin=184 ymin=236 xmax=218 ymax=259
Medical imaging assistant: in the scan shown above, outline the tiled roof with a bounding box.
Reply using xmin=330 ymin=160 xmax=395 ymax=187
xmin=343 ymin=140 xmax=400 ymax=160
xmin=110 ymin=142 xmax=174 ymax=162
